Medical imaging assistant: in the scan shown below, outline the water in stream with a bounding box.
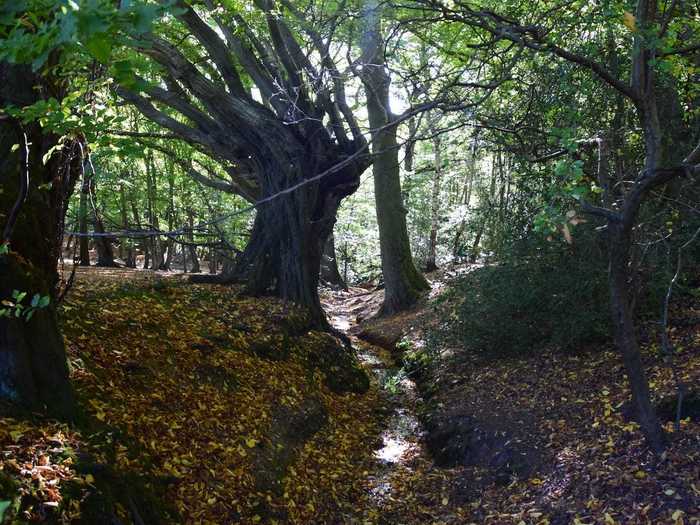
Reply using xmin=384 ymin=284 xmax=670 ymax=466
xmin=323 ymin=290 xmax=434 ymax=520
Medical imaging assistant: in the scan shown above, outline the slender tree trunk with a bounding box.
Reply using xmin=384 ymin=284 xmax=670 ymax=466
xmin=162 ymin=163 xmax=176 ymax=271
xmin=404 ymin=117 xmax=417 ymax=173
xmin=130 ymin=195 xmax=148 ymax=269
xmin=0 ymin=63 xmax=77 ymax=419
xmin=360 ymin=0 xmax=429 ymax=314
xmin=120 ymin=184 xmax=136 ymax=268
xmin=452 ymin=137 xmax=477 ymax=259
xmin=425 ymin=122 xmax=442 ymax=272
xmin=91 ymin=180 xmax=116 ymax=267
xmin=209 ymin=248 xmax=217 ymax=274
xmin=146 ymin=152 xmax=164 ymax=270
xmin=187 ymin=210 xmax=200 ymax=273
xmin=320 ymin=233 xmax=347 ymax=291
xmin=608 ymin=225 xmax=666 ymax=452
xmin=78 ymin=172 xmax=90 ymax=266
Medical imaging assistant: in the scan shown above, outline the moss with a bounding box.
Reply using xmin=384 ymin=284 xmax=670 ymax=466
xmin=302 ymin=332 xmax=370 ymax=394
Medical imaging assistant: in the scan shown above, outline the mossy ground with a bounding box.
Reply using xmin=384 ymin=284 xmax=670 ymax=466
xmin=0 ymin=269 xmax=382 ymax=524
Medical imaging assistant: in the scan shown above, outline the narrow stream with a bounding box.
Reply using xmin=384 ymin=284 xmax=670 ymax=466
xmin=354 ymin=337 xmax=426 ymax=505
xmin=322 ymin=290 xmax=431 ymax=517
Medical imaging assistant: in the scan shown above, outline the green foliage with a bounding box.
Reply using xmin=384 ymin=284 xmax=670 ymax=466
xmin=0 ymin=500 xmax=10 ymax=523
xmin=444 ymin=236 xmax=611 ymax=355
xmin=0 ymin=290 xmax=51 ymax=322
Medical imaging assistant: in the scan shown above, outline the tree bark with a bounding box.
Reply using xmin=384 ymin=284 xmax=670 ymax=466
xmin=360 ymin=0 xmax=429 ymax=314
xmin=425 ymin=120 xmax=442 ymax=272
xmin=120 ymin=184 xmax=135 ymax=268
xmin=146 ymin=153 xmax=165 ymax=271
xmin=0 ymin=63 xmax=77 ymax=419
xmin=162 ymin=161 xmax=177 ymax=271
xmin=78 ymin=172 xmax=90 ymax=266
xmin=90 ymin=183 xmax=116 ymax=268
xmin=130 ymin=195 xmax=148 ymax=269
xmin=608 ymin=225 xmax=666 ymax=452
xmin=187 ymin=210 xmax=201 ymax=273
xmin=230 ymin=155 xmax=356 ymax=326
xmin=320 ymin=233 xmax=347 ymax=290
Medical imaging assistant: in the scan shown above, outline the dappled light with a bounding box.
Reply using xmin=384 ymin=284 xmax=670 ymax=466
xmin=1 ymin=0 xmax=699 ymax=523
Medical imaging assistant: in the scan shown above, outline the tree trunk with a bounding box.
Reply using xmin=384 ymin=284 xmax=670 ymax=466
xmin=360 ymin=0 xmax=429 ymax=314
xmin=226 ymin=142 xmax=362 ymax=327
xmin=187 ymin=211 xmax=201 ymax=273
xmin=162 ymin=164 xmax=176 ymax=271
xmin=209 ymin=248 xmax=217 ymax=274
xmin=452 ymin=138 xmax=477 ymax=259
xmin=78 ymin=172 xmax=90 ymax=266
xmin=404 ymin=117 xmax=417 ymax=172
xmin=320 ymin=233 xmax=347 ymax=291
xmin=0 ymin=63 xmax=77 ymax=419
xmin=425 ymin=124 xmax=442 ymax=272
xmin=93 ymin=217 xmax=116 ymax=267
xmin=233 ymin=194 xmax=330 ymax=325
xmin=608 ymin=225 xmax=666 ymax=452
xmin=120 ymin=185 xmax=136 ymax=268
xmin=146 ymin=152 xmax=164 ymax=270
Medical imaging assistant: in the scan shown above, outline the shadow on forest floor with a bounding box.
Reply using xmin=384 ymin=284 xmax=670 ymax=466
xmin=0 ymin=265 xmax=698 ymax=524
xmin=337 ymin=262 xmax=700 ymax=525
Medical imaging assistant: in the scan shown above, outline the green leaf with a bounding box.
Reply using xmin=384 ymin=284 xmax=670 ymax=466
xmin=84 ymin=34 xmax=112 ymax=62
xmin=38 ymin=295 xmax=50 ymax=308
xmin=25 ymin=309 xmax=35 ymax=321
xmin=0 ymin=500 xmax=11 ymax=521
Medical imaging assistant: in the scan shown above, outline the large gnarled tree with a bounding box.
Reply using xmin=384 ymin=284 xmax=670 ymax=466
xmin=116 ymin=0 xmax=369 ymax=325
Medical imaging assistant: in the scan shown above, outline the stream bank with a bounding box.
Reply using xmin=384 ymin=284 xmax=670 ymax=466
xmin=333 ymin=265 xmax=700 ymax=525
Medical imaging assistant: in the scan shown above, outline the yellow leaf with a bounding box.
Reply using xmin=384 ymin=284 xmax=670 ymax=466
xmin=85 ymin=474 xmax=95 ymax=484
xmin=623 ymin=11 xmax=637 ymax=32
xmin=634 ymin=470 xmax=646 ymax=479
xmin=246 ymin=437 xmax=258 ymax=448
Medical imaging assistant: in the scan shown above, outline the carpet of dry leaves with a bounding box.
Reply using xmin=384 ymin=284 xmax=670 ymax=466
xmin=0 ymin=267 xmax=698 ymax=524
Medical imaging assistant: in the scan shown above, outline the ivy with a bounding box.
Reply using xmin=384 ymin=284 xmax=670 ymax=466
xmin=0 ymin=290 xmax=51 ymax=322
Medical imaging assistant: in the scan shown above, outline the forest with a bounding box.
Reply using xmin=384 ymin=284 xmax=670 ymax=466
xmin=0 ymin=0 xmax=699 ymax=523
